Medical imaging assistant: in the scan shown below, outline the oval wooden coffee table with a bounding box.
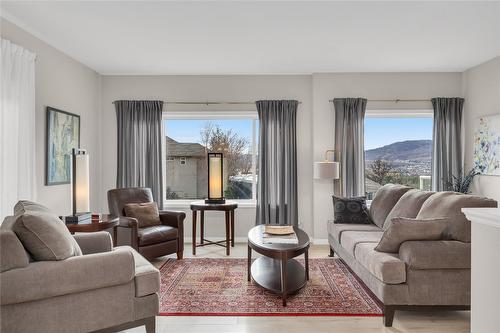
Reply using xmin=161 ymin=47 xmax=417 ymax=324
xmin=247 ymin=225 xmax=310 ymax=306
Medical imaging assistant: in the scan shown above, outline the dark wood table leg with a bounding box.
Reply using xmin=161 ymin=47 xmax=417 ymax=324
xmin=113 ymin=226 xmax=118 ymax=247
xmin=247 ymin=244 xmax=252 ymax=282
xmin=200 ymin=210 xmax=205 ymax=245
xmin=281 ymin=254 xmax=287 ymax=306
xmin=225 ymin=211 xmax=230 ymax=255
xmin=305 ymin=249 xmax=309 ymax=281
xmin=230 ymin=209 xmax=235 ymax=247
xmin=192 ymin=210 xmax=197 ymax=256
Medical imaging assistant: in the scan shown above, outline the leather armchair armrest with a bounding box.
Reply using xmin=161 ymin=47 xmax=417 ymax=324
xmin=159 ymin=211 xmax=186 ymax=253
xmin=159 ymin=211 xmax=186 ymax=229
xmin=73 ymin=231 xmax=113 ymax=254
xmin=115 ymin=216 xmax=139 ymax=250
xmin=1 ymin=248 xmax=135 ymax=306
xmin=399 ymin=240 xmax=471 ymax=270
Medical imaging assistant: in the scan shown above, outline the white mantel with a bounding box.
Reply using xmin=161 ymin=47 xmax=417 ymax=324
xmin=462 ymin=207 xmax=500 ymax=333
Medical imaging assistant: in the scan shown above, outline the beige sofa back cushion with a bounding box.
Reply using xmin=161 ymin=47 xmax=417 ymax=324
xmin=0 ymin=229 xmax=29 ymax=272
xmin=369 ymin=184 xmax=412 ymax=228
xmin=416 ymin=192 xmax=498 ymax=242
xmin=9 ymin=201 xmax=82 ymax=261
xmin=375 ymin=217 xmax=447 ymax=253
xmin=383 ymin=189 xmax=434 ymax=230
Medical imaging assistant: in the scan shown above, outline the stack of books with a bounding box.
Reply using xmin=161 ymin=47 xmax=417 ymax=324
xmin=262 ymin=225 xmax=299 ymax=244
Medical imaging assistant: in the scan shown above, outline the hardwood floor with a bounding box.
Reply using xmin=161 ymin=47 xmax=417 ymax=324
xmin=125 ymin=243 xmax=470 ymax=333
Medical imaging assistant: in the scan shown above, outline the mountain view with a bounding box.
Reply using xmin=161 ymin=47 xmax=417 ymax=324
xmin=365 ymin=139 xmax=432 ymax=162
xmin=363 ymin=140 xmax=432 ymax=197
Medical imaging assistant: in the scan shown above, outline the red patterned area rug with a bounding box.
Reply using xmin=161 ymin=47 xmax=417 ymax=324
xmin=159 ymin=258 xmax=383 ymax=316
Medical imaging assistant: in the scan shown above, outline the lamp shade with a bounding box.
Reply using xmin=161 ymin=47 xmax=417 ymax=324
xmin=314 ymin=161 xmax=340 ymax=179
xmin=72 ymin=149 xmax=90 ymax=215
xmin=206 ymin=152 xmax=225 ymax=204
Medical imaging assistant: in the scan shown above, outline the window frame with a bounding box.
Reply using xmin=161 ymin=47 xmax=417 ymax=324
xmin=364 ymin=109 xmax=434 ymax=203
xmin=162 ymin=110 xmax=259 ymax=208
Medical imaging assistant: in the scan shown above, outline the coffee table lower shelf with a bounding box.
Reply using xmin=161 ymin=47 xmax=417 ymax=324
xmin=250 ymin=257 xmax=307 ymax=306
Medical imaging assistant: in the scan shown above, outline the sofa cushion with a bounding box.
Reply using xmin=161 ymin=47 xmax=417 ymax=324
xmin=124 ymin=202 xmax=161 ymax=228
xmin=327 ymin=221 xmax=382 ymax=243
xmin=126 ymin=246 xmax=160 ymax=297
xmin=9 ymin=201 xmax=82 ymax=261
xmin=332 ymin=196 xmax=372 ymax=224
xmin=354 ymin=243 xmax=406 ymax=284
xmin=370 ymin=184 xmax=412 ymax=228
xmin=399 ymin=240 xmax=471 ymax=270
xmin=138 ymin=225 xmax=178 ymax=246
xmin=416 ymin=191 xmax=498 ymax=242
xmin=383 ymin=189 xmax=434 ymax=230
xmin=0 ymin=230 xmax=29 ymax=272
xmin=340 ymin=230 xmax=384 ymax=256
xmin=375 ymin=217 xmax=447 ymax=253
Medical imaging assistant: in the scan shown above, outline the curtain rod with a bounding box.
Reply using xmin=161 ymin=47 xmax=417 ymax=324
xmin=112 ymin=100 xmax=302 ymax=105
xmin=328 ymin=99 xmax=430 ymax=103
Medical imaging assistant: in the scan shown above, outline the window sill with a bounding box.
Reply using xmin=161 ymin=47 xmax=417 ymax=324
xmin=164 ymin=199 xmax=257 ymax=209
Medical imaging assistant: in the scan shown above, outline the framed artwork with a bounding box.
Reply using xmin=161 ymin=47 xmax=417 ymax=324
xmin=474 ymin=114 xmax=500 ymax=176
xmin=46 ymin=107 xmax=80 ymax=185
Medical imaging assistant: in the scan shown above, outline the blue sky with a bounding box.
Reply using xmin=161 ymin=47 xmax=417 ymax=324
xmin=165 ymin=117 xmax=433 ymax=150
xmin=365 ymin=117 xmax=433 ymax=150
xmin=165 ymin=119 xmax=254 ymax=145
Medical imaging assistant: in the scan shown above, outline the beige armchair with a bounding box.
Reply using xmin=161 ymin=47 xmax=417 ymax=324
xmin=0 ymin=230 xmax=160 ymax=333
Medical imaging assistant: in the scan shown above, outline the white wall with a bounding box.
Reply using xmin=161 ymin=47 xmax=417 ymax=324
xmin=100 ymin=75 xmax=313 ymax=240
xmin=312 ymin=73 xmax=463 ymax=241
xmin=1 ymin=18 xmax=101 ymax=216
xmin=462 ymin=56 xmax=500 ymax=202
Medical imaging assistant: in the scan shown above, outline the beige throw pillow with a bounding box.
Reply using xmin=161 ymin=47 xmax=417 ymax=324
xmin=13 ymin=211 xmax=82 ymax=261
xmin=375 ymin=217 xmax=447 ymax=253
xmin=123 ymin=202 xmax=161 ymax=228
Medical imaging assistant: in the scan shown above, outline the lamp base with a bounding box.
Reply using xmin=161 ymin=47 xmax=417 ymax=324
xmin=65 ymin=212 xmax=91 ymax=224
xmin=205 ymin=198 xmax=226 ymax=204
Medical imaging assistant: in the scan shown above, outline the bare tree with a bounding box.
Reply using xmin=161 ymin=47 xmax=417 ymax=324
xmin=199 ymin=122 xmax=251 ymax=177
xmin=366 ymin=159 xmax=393 ymax=185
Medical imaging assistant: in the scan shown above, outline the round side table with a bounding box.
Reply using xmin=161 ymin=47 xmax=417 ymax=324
xmin=190 ymin=201 xmax=238 ymax=256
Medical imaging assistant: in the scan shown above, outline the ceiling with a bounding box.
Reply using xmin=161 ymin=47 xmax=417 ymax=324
xmin=1 ymin=1 xmax=499 ymax=75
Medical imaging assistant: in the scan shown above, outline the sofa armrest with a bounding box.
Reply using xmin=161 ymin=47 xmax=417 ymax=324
xmin=73 ymin=231 xmax=113 ymax=254
xmin=1 ymin=247 xmax=135 ymax=305
xmin=399 ymin=240 xmax=470 ymax=270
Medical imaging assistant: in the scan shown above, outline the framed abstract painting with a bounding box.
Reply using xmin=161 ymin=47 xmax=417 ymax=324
xmin=474 ymin=114 xmax=500 ymax=176
xmin=46 ymin=107 xmax=80 ymax=185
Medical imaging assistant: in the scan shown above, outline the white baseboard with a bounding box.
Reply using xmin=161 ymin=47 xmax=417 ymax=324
xmin=311 ymin=238 xmax=329 ymax=245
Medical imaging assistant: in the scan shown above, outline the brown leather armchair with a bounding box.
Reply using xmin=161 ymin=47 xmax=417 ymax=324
xmin=107 ymin=187 xmax=185 ymax=260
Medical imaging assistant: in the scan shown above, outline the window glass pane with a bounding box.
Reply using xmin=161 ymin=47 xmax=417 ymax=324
xmin=164 ymin=119 xmax=256 ymax=200
xmin=364 ymin=117 xmax=433 ymax=199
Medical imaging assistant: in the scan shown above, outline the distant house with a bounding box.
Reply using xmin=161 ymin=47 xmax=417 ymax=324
xmin=166 ymin=136 xmax=207 ymax=199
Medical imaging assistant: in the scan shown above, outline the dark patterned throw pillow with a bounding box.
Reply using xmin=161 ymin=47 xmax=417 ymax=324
xmin=332 ymin=196 xmax=373 ymax=224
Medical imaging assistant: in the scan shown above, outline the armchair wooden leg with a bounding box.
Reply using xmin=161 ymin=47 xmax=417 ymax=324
xmin=177 ymin=251 xmax=183 ymax=260
xmin=383 ymin=305 xmax=396 ymax=327
xmin=145 ymin=316 xmax=155 ymax=333
xmin=329 ymin=247 xmax=334 ymax=257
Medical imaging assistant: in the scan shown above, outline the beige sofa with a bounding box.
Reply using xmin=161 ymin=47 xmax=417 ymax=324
xmin=328 ymin=184 xmax=498 ymax=327
xmin=1 ymin=207 xmax=160 ymax=333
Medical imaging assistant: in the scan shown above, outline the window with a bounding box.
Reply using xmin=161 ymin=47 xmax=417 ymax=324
xmin=364 ymin=114 xmax=433 ymax=199
xmin=163 ymin=113 xmax=258 ymax=202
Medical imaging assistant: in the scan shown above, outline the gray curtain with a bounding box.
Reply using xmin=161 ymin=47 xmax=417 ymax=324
xmin=255 ymin=100 xmax=298 ymax=226
xmin=431 ymin=97 xmax=464 ymax=191
xmin=115 ymin=100 xmax=164 ymax=208
xmin=333 ymin=98 xmax=367 ymax=197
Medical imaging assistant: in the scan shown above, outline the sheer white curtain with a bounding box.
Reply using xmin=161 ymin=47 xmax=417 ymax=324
xmin=0 ymin=39 xmax=36 ymax=220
